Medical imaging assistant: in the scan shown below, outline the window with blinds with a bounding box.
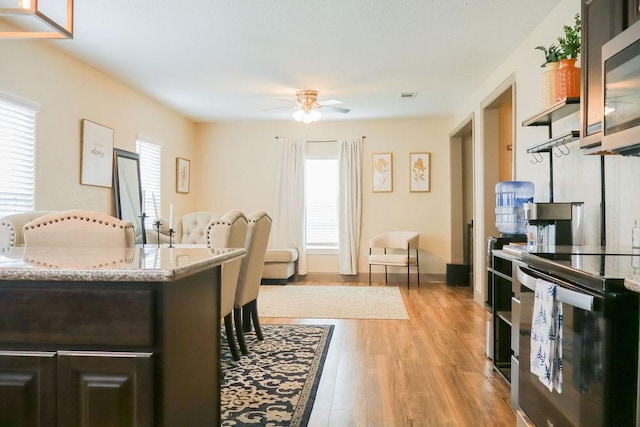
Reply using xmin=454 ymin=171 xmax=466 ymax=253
xmin=305 ymin=158 xmax=338 ymax=250
xmin=0 ymin=94 xmax=38 ymax=217
xmin=136 ymin=138 xmax=162 ymax=223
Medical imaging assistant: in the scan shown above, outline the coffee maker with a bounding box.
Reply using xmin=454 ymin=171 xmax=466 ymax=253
xmin=523 ymin=202 xmax=584 ymax=247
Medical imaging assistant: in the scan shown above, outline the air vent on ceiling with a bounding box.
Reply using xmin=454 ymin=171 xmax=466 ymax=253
xmin=400 ymin=92 xmax=417 ymax=99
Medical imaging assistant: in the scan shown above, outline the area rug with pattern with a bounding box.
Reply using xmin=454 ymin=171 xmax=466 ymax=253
xmin=258 ymin=285 xmax=410 ymax=319
xmin=221 ymin=324 xmax=334 ymax=427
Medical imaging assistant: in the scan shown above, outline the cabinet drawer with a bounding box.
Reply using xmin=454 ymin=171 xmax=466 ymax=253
xmin=0 ymin=288 xmax=153 ymax=347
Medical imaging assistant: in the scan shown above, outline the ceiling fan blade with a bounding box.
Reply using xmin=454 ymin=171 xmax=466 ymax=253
xmin=323 ymin=105 xmax=350 ymax=113
xmin=261 ymin=105 xmax=296 ymax=111
xmin=318 ymin=99 xmax=343 ymax=106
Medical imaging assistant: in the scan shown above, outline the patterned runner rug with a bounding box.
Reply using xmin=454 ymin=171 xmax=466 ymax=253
xmin=221 ymin=324 xmax=334 ymax=427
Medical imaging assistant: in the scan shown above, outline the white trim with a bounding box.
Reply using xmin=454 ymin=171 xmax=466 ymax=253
xmin=0 ymin=91 xmax=40 ymax=112
xmin=136 ymin=133 xmax=164 ymax=147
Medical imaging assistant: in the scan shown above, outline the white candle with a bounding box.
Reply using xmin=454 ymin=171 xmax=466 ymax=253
xmin=169 ymin=204 xmax=173 ymax=229
xmin=152 ymin=193 xmax=159 ymax=219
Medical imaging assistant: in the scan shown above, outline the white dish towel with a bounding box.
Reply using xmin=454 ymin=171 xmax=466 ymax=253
xmin=530 ymin=278 xmax=563 ymax=393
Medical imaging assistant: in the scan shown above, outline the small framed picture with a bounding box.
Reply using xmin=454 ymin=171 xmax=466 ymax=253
xmin=80 ymin=119 xmax=114 ymax=187
xmin=410 ymin=152 xmax=430 ymax=192
xmin=372 ymin=152 xmax=392 ymax=192
xmin=176 ymin=157 xmax=190 ymax=194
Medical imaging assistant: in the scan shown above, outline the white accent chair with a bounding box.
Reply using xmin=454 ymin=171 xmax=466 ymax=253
xmin=23 ymin=210 xmax=136 ymax=248
xmin=368 ymin=231 xmax=420 ymax=288
xmin=234 ymin=211 xmax=272 ymax=354
xmin=206 ymin=210 xmax=248 ymax=361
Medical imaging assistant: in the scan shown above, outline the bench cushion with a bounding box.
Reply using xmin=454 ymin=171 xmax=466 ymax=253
xmin=264 ymin=248 xmax=298 ymax=263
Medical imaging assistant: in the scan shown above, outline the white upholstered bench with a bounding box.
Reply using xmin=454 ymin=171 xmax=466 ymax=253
xmin=261 ymin=248 xmax=298 ymax=284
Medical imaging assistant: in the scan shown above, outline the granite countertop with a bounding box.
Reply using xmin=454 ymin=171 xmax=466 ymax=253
xmin=0 ymin=246 xmax=246 ymax=282
xmin=625 ymin=275 xmax=640 ymax=293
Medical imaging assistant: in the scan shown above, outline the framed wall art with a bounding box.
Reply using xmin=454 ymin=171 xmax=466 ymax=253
xmin=176 ymin=157 xmax=190 ymax=194
xmin=372 ymin=152 xmax=392 ymax=192
xmin=80 ymin=119 xmax=114 ymax=187
xmin=410 ymin=152 xmax=430 ymax=192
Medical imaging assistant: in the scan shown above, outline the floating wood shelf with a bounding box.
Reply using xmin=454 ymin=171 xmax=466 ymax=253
xmin=522 ymin=97 xmax=580 ymax=127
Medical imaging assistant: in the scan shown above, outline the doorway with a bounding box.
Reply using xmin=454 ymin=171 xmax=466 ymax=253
xmin=449 ymin=115 xmax=475 ymax=286
xmin=477 ymin=76 xmax=515 ymax=304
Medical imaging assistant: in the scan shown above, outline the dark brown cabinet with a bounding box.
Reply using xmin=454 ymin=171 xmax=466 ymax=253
xmin=0 ymin=352 xmax=57 ymax=427
xmin=580 ymin=0 xmax=627 ymax=148
xmin=0 ymin=351 xmax=152 ymax=427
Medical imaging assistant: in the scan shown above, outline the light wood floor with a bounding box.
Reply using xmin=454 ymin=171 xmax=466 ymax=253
xmin=261 ymin=276 xmax=516 ymax=427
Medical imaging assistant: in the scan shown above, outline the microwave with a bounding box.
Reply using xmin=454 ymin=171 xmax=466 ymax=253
xmin=603 ymin=19 xmax=640 ymax=155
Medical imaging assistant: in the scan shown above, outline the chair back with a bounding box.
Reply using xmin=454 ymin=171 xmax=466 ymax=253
xmin=236 ymin=211 xmax=272 ymax=307
xmin=0 ymin=211 xmax=55 ymax=251
xmin=23 ymin=210 xmax=135 ymax=248
xmin=369 ymin=231 xmax=419 ymax=250
xmin=206 ymin=210 xmax=248 ymax=317
xmin=177 ymin=211 xmax=221 ymax=244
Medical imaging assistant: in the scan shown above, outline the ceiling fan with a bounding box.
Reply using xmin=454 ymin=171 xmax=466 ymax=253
xmin=264 ymin=90 xmax=350 ymax=123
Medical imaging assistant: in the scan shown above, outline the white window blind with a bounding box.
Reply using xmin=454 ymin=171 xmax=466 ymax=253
xmin=0 ymin=94 xmax=38 ymax=217
xmin=136 ymin=138 xmax=162 ymax=223
xmin=305 ymin=158 xmax=338 ymax=249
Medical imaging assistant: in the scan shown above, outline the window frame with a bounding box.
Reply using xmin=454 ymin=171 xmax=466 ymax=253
xmin=305 ymin=152 xmax=339 ymax=253
xmin=0 ymin=92 xmax=39 ymax=217
xmin=135 ymin=136 xmax=163 ymax=224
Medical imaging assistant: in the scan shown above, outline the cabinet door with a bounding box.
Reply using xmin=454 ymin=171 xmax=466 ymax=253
xmin=57 ymin=352 xmax=153 ymax=427
xmin=580 ymin=0 xmax=626 ymax=148
xmin=0 ymin=351 xmax=56 ymax=427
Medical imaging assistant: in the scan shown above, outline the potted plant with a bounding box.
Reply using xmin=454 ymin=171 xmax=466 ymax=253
xmin=557 ymin=13 xmax=581 ymax=60
xmin=536 ymin=44 xmax=562 ymax=108
xmin=535 ymin=44 xmax=562 ymax=67
xmin=555 ymin=13 xmax=581 ymax=101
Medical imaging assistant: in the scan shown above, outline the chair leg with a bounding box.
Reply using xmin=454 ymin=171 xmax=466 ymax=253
xmin=242 ymin=304 xmax=252 ymax=333
xmin=234 ymin=307 xmax=248 ymax=355
xmin=417 ymin=251 xmax=420 ymax=288
xmin=407 ymin=264 xmax=410 ymax=289
xmin=224 ymin=313 xmax=241 ymax=361
xmin=385 ymin=266 xmax=388 ymax=284
xmin=369 ymin=264 xmax=372 ymax=286
xmin=249 ymin=300 xmax=264 ymax=341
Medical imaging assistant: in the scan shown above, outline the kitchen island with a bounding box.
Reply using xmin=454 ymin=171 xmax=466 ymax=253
xmin=0 ymin=245 xmax=245 ymax=427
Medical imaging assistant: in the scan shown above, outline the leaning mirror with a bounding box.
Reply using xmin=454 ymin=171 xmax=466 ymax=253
xmin=113 ymin=148 xmax=146 ymax=244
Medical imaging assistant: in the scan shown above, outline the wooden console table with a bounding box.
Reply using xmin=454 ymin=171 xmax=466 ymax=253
xmin=0 ymin=245 xmax=245 ymax=427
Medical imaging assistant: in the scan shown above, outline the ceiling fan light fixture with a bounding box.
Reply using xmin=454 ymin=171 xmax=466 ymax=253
xmin=0 ymin=0 xmax=74 ymax=39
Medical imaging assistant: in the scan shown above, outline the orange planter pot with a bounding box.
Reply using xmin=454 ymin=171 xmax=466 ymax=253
xmin=554 ymin=58 xmax=581 ymax=101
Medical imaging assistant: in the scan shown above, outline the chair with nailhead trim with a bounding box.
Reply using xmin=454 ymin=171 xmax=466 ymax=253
xmin=0 ymin=211 xmax=55 ymax=252
xmin=174 ymin=211 xmax=221 ymax=244
xmin=206 ymin=209 xmax=248 ymax=361
xmin=23 ymin=210 xmax=136 ymax=248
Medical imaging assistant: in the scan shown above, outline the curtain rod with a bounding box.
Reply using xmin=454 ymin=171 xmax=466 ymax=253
xmin=274 ymin=136 xmax=366 ymax=143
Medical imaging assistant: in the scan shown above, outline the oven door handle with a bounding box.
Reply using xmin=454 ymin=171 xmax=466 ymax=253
xmin=516 ymin=266 xmax=594 ymax=312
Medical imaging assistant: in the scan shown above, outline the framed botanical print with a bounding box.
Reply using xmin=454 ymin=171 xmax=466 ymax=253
xmin=176 ymin=157 xmax=190 ymax=194
xmin=372 ymin=152 xmax=392 ymax=192
xmin=410 ymin=152 xmax=430 ymax=192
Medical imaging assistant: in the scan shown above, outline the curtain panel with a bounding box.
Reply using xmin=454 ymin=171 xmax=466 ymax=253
xmin=271 ymin=138 xmax=307 ymax=275
xmin=337 ymin=138 xmax=363 ymax=275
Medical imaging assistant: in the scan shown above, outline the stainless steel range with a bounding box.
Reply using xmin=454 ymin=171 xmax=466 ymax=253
xmin=513 ymin=252 xmax=640 ymax=426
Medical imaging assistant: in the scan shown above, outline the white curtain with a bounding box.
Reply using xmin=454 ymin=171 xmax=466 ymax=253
xmin=337 ymin=138 xmax=363 ymax=275
xmin=271 ymin=138 xmax=307 ymax=275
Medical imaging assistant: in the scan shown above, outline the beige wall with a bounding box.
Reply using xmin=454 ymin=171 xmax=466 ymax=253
xmin=195 ymin=118 xmax=453 ymax=274
xmin=0 ymin=38 xmax=197 ymax=217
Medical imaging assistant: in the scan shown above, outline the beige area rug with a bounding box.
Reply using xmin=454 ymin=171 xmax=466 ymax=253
xmin=258 ymin=285 xmax=409 ymax=320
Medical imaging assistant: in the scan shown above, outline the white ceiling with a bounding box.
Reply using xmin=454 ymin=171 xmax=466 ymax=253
xmin=30 ymin=0 xmax=562 ymax=122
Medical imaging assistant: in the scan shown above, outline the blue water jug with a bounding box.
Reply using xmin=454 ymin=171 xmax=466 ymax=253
xmin=495 ymin=181 xmax=534 ymax=235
